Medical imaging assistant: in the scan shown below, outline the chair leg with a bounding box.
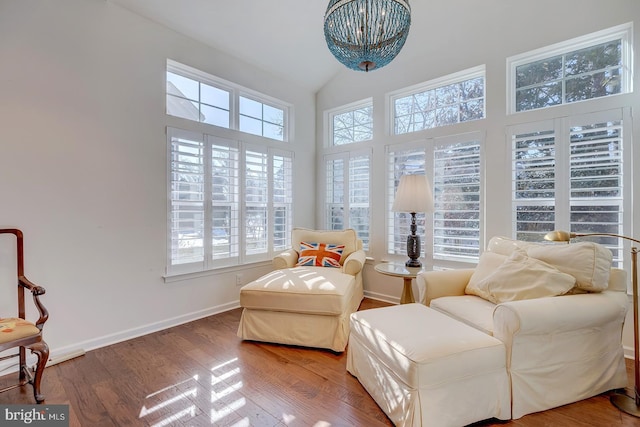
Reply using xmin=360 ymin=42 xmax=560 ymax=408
xmin=18 ymin=347 xmax=27 ymax=384
xmin=25 ymin=341 xmax=49 ymax=403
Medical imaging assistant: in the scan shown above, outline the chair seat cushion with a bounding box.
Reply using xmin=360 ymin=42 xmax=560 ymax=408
xmin=431 ymin=295 xmax=497 ymax=335
xmin=0 ymin=317 xmax=40 ymax=343
xmin=239 ymin=266 xmax=355 ymax=315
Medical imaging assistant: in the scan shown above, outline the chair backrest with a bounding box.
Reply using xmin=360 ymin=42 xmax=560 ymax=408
xmin=485 ymin=236 xmax=625 ymax=293
xmin=0 ymin=229 xmax=27 ymax=318
xmin=291 ymin=228 xmax=361 ymax=265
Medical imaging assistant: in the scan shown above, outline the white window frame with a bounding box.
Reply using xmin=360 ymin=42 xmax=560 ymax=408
xmin=324 ymin=98 xmax=374 ymax=147
xmin=431 ymin=133 xmax=483 ymax=263
xmin=165 ymin=60 xmax=294 ymax=278
xmin=386 ymin=132 xmax=483 ymax=266
xmin=509 ymin=108 xmax=632 ymax=268
xmin=323 ymin=149 xmax=372 ymax=250
xmin=507 ymin=22 xmax=633 ymax=114
xmin=167 ymin=59 xmax=291 ymax=142
xmin=388 ymin=65 xmax=486 ymax=136
xmin=386 ymin=141 xmax=427 ymax=259
xmin=167 ymin=128 xmax=294 ymax=276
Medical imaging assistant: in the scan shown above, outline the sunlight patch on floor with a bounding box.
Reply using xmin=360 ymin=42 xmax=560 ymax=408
xmin=150 ymin=406 xmax=196 ymax=427
xmin=140 ymin=375 xmax=199 ymax=420
xmin=210 ymin=357 xmax=247 ymax=424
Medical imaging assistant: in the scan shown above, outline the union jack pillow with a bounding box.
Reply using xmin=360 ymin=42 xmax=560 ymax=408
xmin=296 ymin=241 xmax=345 ymax=268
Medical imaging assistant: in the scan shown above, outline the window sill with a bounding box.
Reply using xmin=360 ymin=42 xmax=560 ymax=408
xmin=163 ymin=260 xmax=271 ymax=283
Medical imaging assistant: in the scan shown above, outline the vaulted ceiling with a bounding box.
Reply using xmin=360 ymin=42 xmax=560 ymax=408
xmin=108 ymin=0 xmax=432 ymax=92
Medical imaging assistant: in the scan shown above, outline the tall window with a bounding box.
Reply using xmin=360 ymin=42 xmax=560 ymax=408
xmin=508 ymin=23 xmax=633 ymax=113
xmin=166 ymin=60 xmax=293 ymax=276
xmin=386 ymin=145 xmax=426 ymax=257
xmin=387 ymin=133 xmax=482 ymax=263
xmin=168 ymin=129 xmax=293 ymax=274
xmin=433 ymin=137 xmax=482 ymax=261
xmin=325 ymin=152 xmax=371 ymax=249
xmin=510 ymin=109 xmax=629 ymax=266
xmin=327 ymin=100 xmax=373 ymax=146
xmin=390 ymin=66 xmax=485 ymax=135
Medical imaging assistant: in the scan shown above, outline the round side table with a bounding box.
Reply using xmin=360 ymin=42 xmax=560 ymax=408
xmin=374 ymin=262 xmax=427 ymax=304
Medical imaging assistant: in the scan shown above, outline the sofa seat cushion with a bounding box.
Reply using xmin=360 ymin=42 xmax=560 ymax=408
xmin=430 ymin=295 xmax=497 ymax=335
xmin=239 ymin=266 xmax=355 ymax=315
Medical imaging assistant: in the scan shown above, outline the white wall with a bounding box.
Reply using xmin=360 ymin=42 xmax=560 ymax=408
xmin=0 ymin=0 xmax=316 ymax=360
xmin=316 ymin=1 xmax=640 ymax=352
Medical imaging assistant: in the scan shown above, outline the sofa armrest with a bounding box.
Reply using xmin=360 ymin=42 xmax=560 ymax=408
xmin=273 ymin=249 xmax=298 ymax=269
xmin=416 ymin=269 xmax=474 ymax=305
xmin=494 ymin=291 xmax=628 ymax=338
xmin=343 ymin=249 xmax=366 ymax=276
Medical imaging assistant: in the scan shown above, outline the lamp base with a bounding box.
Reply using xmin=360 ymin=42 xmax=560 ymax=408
xmin=405 ymin=259 xmax=422 ymax=268
xmin=405 ymin=213 xmax=421 ymax=268
xmin=611 ymin=393 xmax=640 ymax=417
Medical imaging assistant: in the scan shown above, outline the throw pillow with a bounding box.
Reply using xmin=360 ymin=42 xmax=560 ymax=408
xmin=527 ymin=242 xmax=612 ymax=292
xmin=466 ymin=247 xmax=576 ymax=304
xmin=466 ymin=251 xmax=508 ymax=292
xmin=296 ymin=242 xmax=345 ymax=268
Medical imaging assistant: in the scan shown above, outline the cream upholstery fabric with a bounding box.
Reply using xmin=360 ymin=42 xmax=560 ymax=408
xmin=237 ymin=228 xmax=365 ymax=352
xmin=348 ymin=304 xmax=510 ymax=427
xmin=466 ymin=251 xmax=508 ymax=290
xmin=416 ymin=236 xmax=629 ymax=419
xmin=487 ymin=236 xmax=614 ymax=292
xmin=239 ymin=267 xmax=355 ymax=315
xmin=465 ymin=247 xmax=576 ymax=303
xmin=494 ymin=292 xmax=627 ymax=418
xmin=431 ymin=295 xmax=497 ymax=335
xmin=527 ymin=242 xmax=612 ymax=291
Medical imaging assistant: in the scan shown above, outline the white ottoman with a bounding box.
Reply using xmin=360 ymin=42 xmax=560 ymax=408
xmin=347 ymin=303 xmax=510 ymax=426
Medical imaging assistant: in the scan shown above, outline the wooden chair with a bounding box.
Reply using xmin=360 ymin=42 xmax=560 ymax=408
xmin=0 ymin=229 xmax=49 ymax=403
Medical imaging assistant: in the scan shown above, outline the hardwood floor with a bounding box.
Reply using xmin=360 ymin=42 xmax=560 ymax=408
xmin=0 ymin=298 xmax=638 ymax=426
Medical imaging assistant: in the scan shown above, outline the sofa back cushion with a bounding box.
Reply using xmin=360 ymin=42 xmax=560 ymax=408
xmin=526 ymin=243 xmax=612 ymax=292
xmin=466 ymin=247 xmax=576 ymax=304
xmin=486 ymin=236 xmax=613 ymax=292
xmin=291 ymin=228 xmax=359 ymax=265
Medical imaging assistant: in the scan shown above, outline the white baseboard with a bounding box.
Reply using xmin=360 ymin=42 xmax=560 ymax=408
xmin=623 ymin=344 xmax=635 ymax=360
xmin=363 ymin=290 xmax=398 ymax=305
xmin=75 ymin=300 xmax=240 ymax=353
xmin=0 ymin=301 xmax=241 ymax=374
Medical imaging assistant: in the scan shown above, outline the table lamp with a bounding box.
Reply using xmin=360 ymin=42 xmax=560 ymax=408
xmin=392 ymin=174 xmax=433 ymax=268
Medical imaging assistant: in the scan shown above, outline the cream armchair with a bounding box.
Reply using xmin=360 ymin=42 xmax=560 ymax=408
xmin=416 ymin=236 xmax=629 ymax=419
xmin=237 ymin=228 xmax=366 ymax=352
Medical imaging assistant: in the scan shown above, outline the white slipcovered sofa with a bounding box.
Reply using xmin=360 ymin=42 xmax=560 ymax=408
xmin=237 ymin=228 xmax=366 ymax=352
xmin=417 ymin=236 xmax=629 ymax=419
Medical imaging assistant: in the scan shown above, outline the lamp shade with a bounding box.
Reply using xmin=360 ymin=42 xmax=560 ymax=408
xmin=392 ymin=174 xmax=434 ymax=213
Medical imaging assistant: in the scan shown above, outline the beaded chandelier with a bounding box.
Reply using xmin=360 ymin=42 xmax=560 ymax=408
xmin=323 ymin=0 xmax=411 ymax=72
